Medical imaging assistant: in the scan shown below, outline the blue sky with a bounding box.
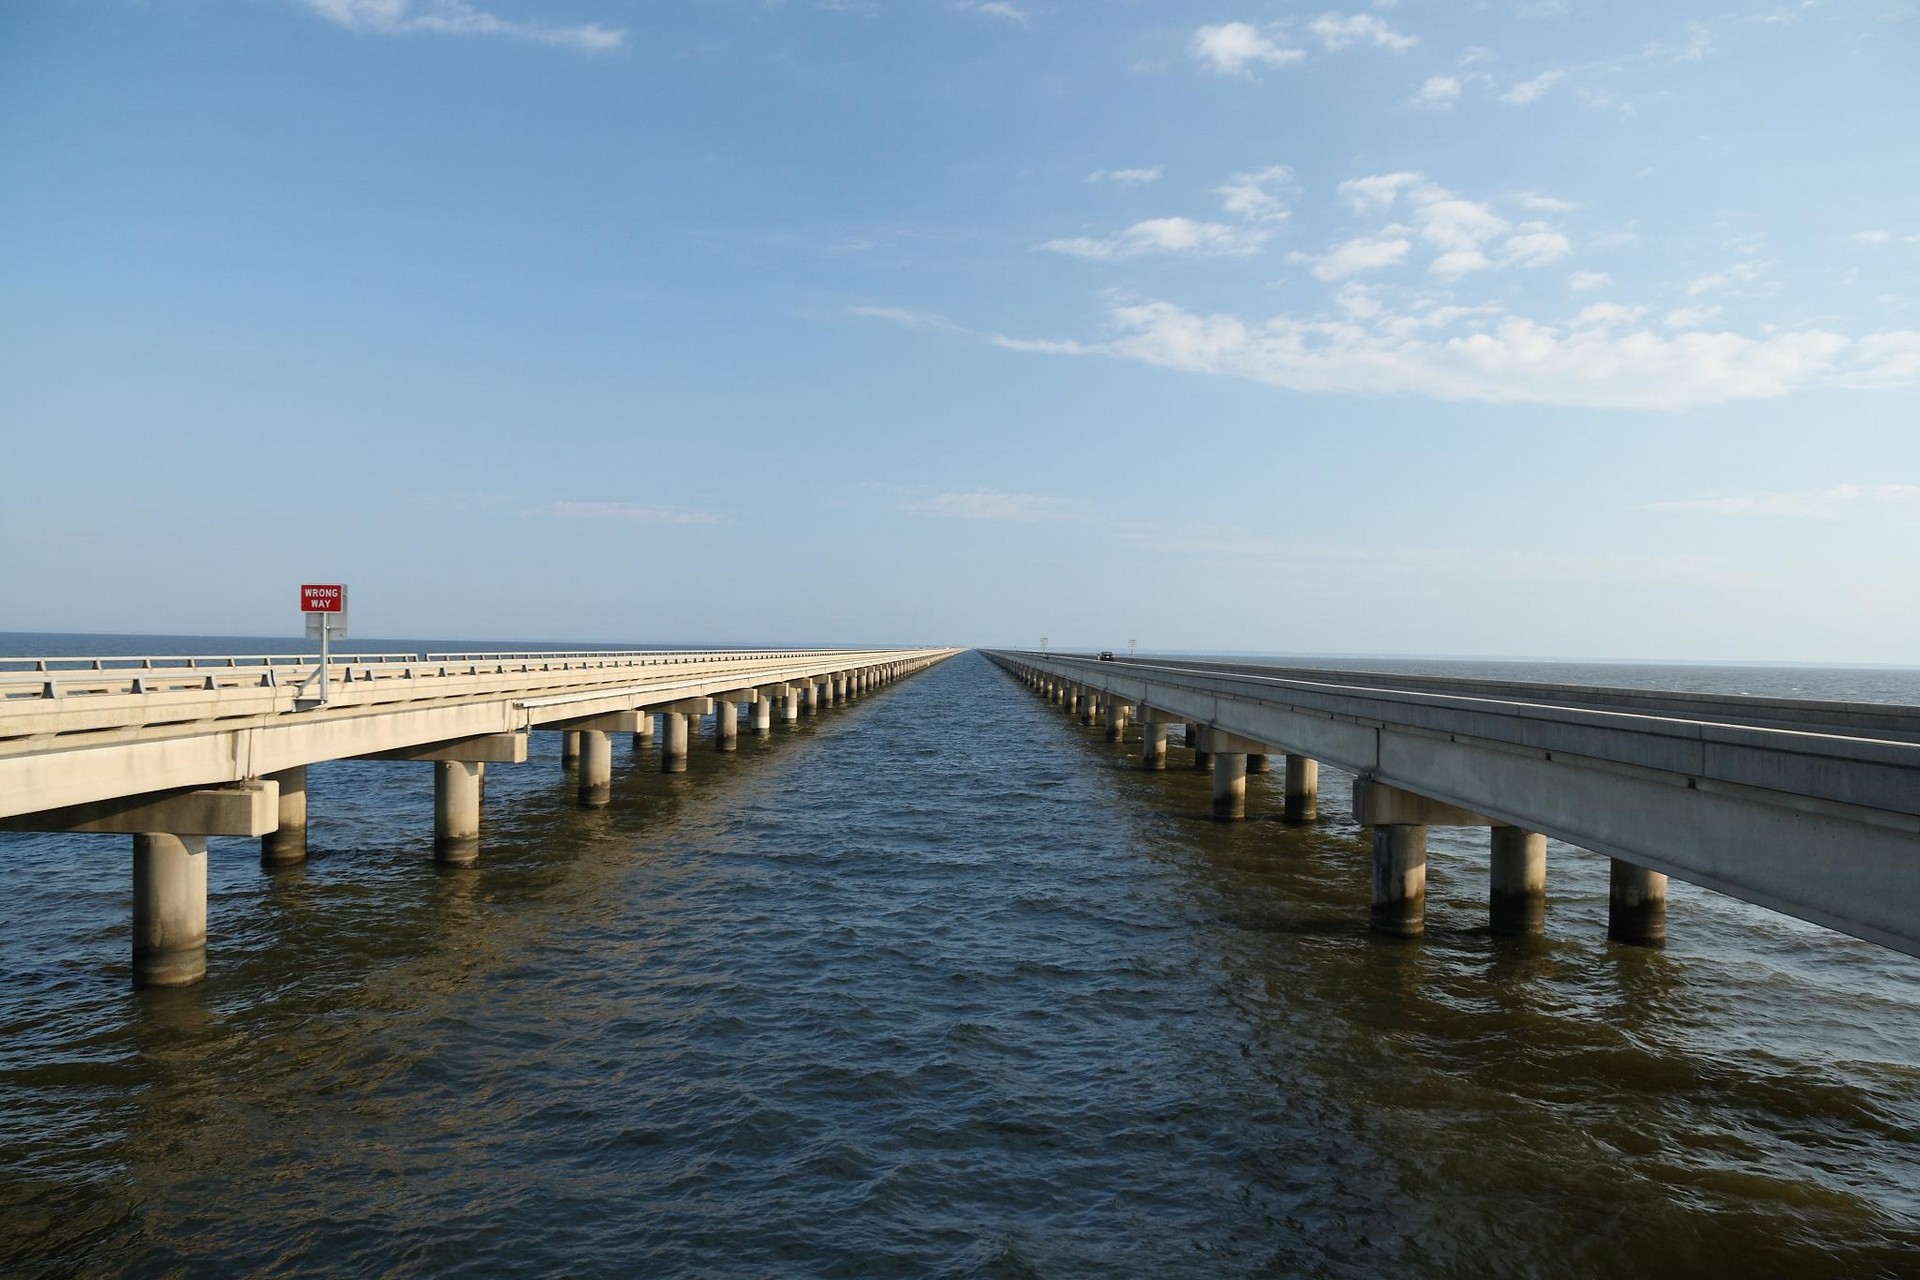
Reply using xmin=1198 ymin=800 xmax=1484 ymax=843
xmin=2 ymin=0 xmax=1916 ymax=660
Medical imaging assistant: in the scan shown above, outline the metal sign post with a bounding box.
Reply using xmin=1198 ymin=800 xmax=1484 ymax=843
xmin=299 ymin=584 xmax=348 ymax=708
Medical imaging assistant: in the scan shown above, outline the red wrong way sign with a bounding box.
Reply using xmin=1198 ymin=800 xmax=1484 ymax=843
xmin=300 ymin=583 xmax=346 ymax=613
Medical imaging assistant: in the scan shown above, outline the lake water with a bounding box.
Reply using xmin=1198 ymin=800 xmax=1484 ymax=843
xmin=2 ymin=638 xmax=1917 ymax=1277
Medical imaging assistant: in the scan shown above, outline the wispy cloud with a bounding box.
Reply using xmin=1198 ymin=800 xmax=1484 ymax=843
xmin=1649 ymin=484 xmax=1920 ymax=518
xmin=850 ymin=304 xmax=962 ymax=331
xmin=901 ymin=490 xmax=1076 ymax=522
xmin=1308 ymin=12 xmax=1418 ymax=53
xmin=1409 ymin=75 xmax=1460 ymax=109
xmin=1189 ymin=23 xmax=1304 ymax=76
xmin=1499 ymin=69 xmax=1564 ymax=105
xmin=540 ymin=501 xmax=720 ymax=524
xmin=1040 ymin=165 xmax=1289 ymax=260
xmin=994 ymin=295 xmax=1920 ymax=410
xmin=293 ymin=0 xmax=624 ymax=51
xmin=1040 ymin=217 xmax=1270 ymax=261
xmin=1568 ymin=271 xmax=1611 ymax=293
xmin=954 ymin=0 xmax=1028 ymax=25
xmin=1854 ymin=229 xmax=1920 ymax=247
xmin=1088 ymin=166 xmax=1164 ymax=186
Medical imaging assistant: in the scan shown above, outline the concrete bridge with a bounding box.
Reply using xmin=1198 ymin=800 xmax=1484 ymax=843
xmin=0 ymin=647 xmax=958 ymax=986
xmin=987 ymin=652 xmax=1920 ymax=958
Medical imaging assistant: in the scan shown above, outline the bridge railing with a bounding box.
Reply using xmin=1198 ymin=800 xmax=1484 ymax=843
xmin=0 ymin=648 xmax=922 ymax=702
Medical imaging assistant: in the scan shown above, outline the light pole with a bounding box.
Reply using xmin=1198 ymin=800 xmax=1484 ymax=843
xmin=1040 ymin=636 xmax=1049 ymax=653
xmin=1128 ymin=638 xmax=1137 ymax=658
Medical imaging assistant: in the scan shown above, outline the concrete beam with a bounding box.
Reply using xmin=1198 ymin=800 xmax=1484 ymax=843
xmin=711 ymin=687 xmax=761 ymax=704
xmin=359 ymin=732 xmax=529 ymax=764
xmin=1351 ymin=778 xmax=1495 ymax=827
xmin=653 ymin=698 xmax=714 ymax=717
xmin=548 ymin=711 xmax=645 ymax=734
xmin=0 ymin=781 xmax=278 ymax=837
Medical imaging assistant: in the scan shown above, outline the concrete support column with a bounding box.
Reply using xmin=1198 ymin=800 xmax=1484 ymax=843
xmin=578 ymin=729 xmax=612 ymax=808
xmin=1105 ymin=701 xmax=1129 ymax=742
xmin=1490 ymin=827 xmax=1548 ymax=936
xmin=1246 ymin=754 xmax=1270 ymax=775
xmin=1608 ymin=860 xmax=1668 ymax=946
xmin=132 ymin=832 xmax=208 ymax=988
xmin=1212 ymin=752 xmax=1248 ymax=821
xmin=434 ymin=760 xmax=483 ymax=866
xmin=261 ymin=765 xmax=308 ymax=866
xmin=1371 ymin=824 xmax=1428 ymax=938
xmin=1284 ymin=755 xmax=1319 ymax=823
xmin=1079 ymin=693 xmax=1099 ymax=727
xmin=783 ymin=691 xmax=801 ymax=723
xmin=561 ymin=730 xmax=580 ymax=771
xmin=715 ymin=702 xmax=739 ymax=752
xmin=661 ymin=712 xmax=690 ymax=773
xmin=1191 ymin=727 xmax=1212 ymax=771
xmin=802 ymin=684 xmax=818 ymax=714
xmin=754 ymin=696 xmax=774 ymax=734
xmin=631 ymin=712 xmax=654 ymax=755
xmin=1141 ymin=720 xmax=1168 ymax=771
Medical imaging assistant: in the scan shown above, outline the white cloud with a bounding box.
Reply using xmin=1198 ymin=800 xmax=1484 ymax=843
xmin=1088 ymin=166 xmax=1164 ymax=185
xmin=1502 ymin=222 xmax=1572 ymax=267
xmin=1292 ymin=233 xmax=1413 ymax=281
xmin=1853 ymin=229 xmax=1920 ymax=246
xmin=955 ymin=0 xmax=1029 ymax=23
xmin=1410 ymin=75 xmax=1461 ymax=109
xmin=1215 ymin=165 xmax=1294 ymax=223
xmin=1190 ymin=23 xmax=1305 ymax=76
xmin=1039 ymin=217 xmax=1270 ymax=261
xmin=1685 ymin=260 xmax=1775 ymax=297
xmin=995 ymin=295 xmax=1904 ymax=409
xmin=1499 ymin=69 xmax=1564 ymax=105
xmin=1516 ymin=191 xmax=1578 ymax=213
xmin=544 ymin=501 xmax=720 ymax=524
xmin=294 ymin=0 xmax=624 ymax=51
xmin=1338 ymin=171 xmax=1425 ymax=213
xmin=902 ymin=490 xmax=1076 ymax=522
xmin=850 ymin=304 xmax=960 ymax=331
xmin=1649 ymin=484 xmax=1920 ymax=519
xmin=1663 ymin=305 xmax=1722 ymax=329
xmin=1308 ymin=12 xmax=1418 ymax=52
xmin=1568 ymin=271 xmax=1611 ymax=293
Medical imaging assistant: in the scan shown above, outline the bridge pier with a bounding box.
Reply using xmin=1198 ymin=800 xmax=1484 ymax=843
xmin=260 ymin=765 xmax=308 ymax=866
xmin=1284 ymin=755 xmax=1318 ymax=822
xmin=578 ymin=730 xmax=612 ymax=807
xmin=1191 ymin=726 xmax=1212 ymax=771
xmin=1609 ymin=860 xmax=1668 ymax=946
xmin=714 ymin=701 xmax=740 ymax=752
xmin=1247 ymin=753 xmax=1269 ymax=775
xmin=754 ymin=696 xmax=774 ymax=735
xmin=631 ymin=712 xmax=653 ymax=756
xmin=133 ymin=832 xmax=208 ymax=988
xmin=560 ymin=730 xmax=580 ymax=771
xmin=783 ymin=689 xmax=801 ymax=723
xmin=1490 ymin=827 xmax=1548 ymax=935
xmin=1141 ymin=718 xmax=1168 ymax=771
xmin=1212 ymin=751 xmax=1247 ymax=821
xmin=434 ymin=760 xmax=483 ymax=865
xmin=661 ymin=712 xmax=690 ymax=772
xmin=1105 ymin=700 xmax=1129 ymax=742
xmin=1371 ymin=824 xmax=1428 ymax=938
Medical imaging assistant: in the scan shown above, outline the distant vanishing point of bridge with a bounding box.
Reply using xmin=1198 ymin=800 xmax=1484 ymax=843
xmin=4 ymin=644 xmax=1919 ymax=991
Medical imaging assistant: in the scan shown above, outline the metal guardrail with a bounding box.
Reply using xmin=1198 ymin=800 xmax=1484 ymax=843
xmin=0 ymin=649 xmax=927 ymax=702
xmin=0 ymin=654 xmax=418 ymax=673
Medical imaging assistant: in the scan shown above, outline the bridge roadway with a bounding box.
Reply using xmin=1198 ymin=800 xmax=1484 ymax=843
xmin=0 ymin=646 xmax=958 ymax=986
xmin=987 ymin=651 xmax=1920 ymax=959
